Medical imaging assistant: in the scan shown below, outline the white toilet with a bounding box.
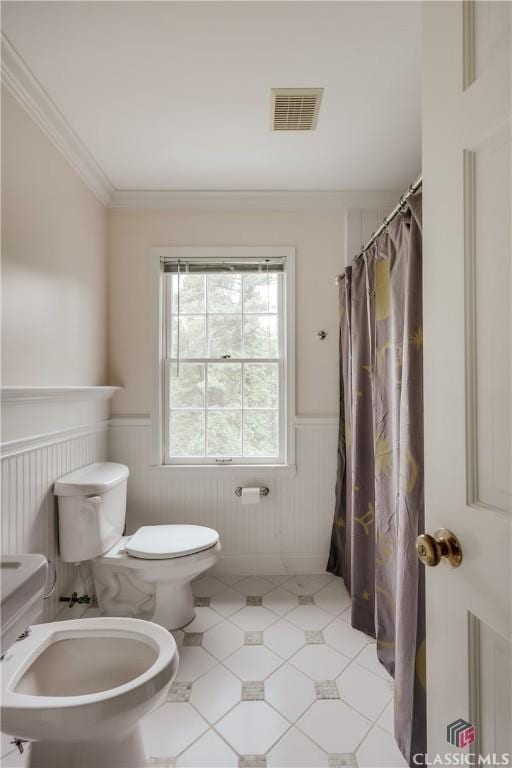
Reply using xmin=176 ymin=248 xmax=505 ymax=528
xmin=54 ymin=462 xmax=221 ymax=629
xmin=0 ymin=556 xmax=178 ymax=768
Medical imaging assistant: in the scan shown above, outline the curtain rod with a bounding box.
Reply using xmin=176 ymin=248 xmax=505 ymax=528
xmin=336 ymin=174 xmax=422 ymax=285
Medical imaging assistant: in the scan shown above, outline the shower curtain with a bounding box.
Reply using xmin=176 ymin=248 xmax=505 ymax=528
xmin=327 ymin=192 xmax=425 ymax=766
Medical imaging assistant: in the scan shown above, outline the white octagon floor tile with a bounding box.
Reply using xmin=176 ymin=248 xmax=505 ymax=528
xmin=215 ymin=573 xmax=245 ymax=586
xmin=192 ymin=575 xmax=227 ymax=597
xmin=216 ymin=701 xmax=289 ymax=754
xmin=314 ymin=580 xmax=351 ymax=615
xmin=296 ymin=700 xmax=371 ymax=754
xmin=264 ymin=619 xmax=306 ymax=659
xmin=210 ymin=588 xmax=246 ymax=617
xmin=262 ymin=587 xmax=299 ymax=616
xmin=286 ymin=605 xmax=333 ymax=631
xmin=202 ymin=621 xmax=244 ymax=660
xmin=339 ymin=607 xmax=352 ymax=623
xmin=190 ymin=664 xmax=242 ymax=724
xmin=376 ymin=700 xmax=394 ymax=735
xmin=282 ymin=574 xmax=334 ymax=596
xmin=234 ymin=576 xmax=275 ymax=596
xmin=337 ymin=662 xmax=392 ymax=721
xmin=265 ymin=663 xmax=316 ymax=721
xmin=356 ymin=725 xmax=408 ymax=767
xmin=323 ymin=619 xmax=369 ymax=658
xmin=267 ymin=727 xmax=329 ymax=768
xmin=176 ymin=728 xmax=238 ymax=767
xmin=183 ymin=607 xmax=223 ymax=633
xmin=266 ymin=575 xmax=294 ymax=586
xmin=230 ymin=606 xmax=279 ymax=631
xmin=355 ymin=645 xmax=393 ymax=681
xmin=224 ymin=645 xmax=282 ymax=681
xmin=141 ymin=702 xmax=208 ymax=757
xmin=175 ymin=646 xmax=217 ymax=682
xmin=289 ymin=645 xmax=350 ymax=680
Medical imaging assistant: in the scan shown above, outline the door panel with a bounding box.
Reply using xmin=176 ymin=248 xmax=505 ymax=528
xmin=423 ymin=0 xmax=511 ymax=761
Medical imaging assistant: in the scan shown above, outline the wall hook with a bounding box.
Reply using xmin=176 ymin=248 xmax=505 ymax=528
xmin=317 ymin=330 xmax=327 ymax=340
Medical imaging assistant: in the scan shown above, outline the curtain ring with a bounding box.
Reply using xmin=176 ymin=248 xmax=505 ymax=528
xmin=43 ymin=559 xmax=58 ymax=600
xmin=398 ymin=195 xmax=408 ymax=214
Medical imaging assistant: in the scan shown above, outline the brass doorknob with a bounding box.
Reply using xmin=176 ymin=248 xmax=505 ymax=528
xmin=416 ymin=528 xmax=463 ymax=568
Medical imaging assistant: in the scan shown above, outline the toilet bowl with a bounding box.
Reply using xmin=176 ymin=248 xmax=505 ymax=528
xmin=1 ymin=616 xmax=178 ymax=768
xmin=54 ymin=463 xmax=221 ymax=630
xmin=92 ymin=526 xmax=221 ymax=629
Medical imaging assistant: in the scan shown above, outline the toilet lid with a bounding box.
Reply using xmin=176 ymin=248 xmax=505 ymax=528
xmin=126 ymin=525 xmax=219 ymax=560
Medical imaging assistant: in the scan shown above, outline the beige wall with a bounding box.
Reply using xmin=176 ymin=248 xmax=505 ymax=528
xmin=1 ymin=87 xmax=107 ymax=385
xmin=108 ymin=208 xmax=349 ymax=417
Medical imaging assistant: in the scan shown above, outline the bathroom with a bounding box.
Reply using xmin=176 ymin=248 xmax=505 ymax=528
xmin=1 ymin=2 xmax=511 ymax=768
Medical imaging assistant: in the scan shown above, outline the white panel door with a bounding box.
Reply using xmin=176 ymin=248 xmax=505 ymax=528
xmin=422 ymin=0 xmax=511 ymax=762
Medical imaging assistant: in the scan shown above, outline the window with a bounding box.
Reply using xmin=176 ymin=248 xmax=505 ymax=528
xmin=152 ymin=247 xmax=295 ymax=467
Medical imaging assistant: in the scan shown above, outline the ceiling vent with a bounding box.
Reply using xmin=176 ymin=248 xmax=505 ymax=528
xmin=271 ymin=88 xmax=323 ymax=131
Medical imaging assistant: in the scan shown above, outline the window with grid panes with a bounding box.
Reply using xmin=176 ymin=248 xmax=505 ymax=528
xmin=163 ymin=259 xmax=285 ymax=464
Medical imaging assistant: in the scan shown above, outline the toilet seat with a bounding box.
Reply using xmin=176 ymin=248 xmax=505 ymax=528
xmin=1 ymin=616 xmax=178 ymax=743
xmin=126 ymin=524 xmax=219 ymax=560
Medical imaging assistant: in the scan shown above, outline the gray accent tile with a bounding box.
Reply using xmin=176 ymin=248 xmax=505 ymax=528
xmin=242 ymin=681 xmax=265 ymax=700
xmin=298 ymin=595 xmax=315 ymax=605
xmin=246 ymin=595 xmax=263 ymax=606
xmin=328 ymin=755 xmax=358 ymax=768
xmin=194 ymin=596 xmax=211 ymax=607
xmin=305 ymin=630 xmax=325 ymax=644
xmin=239 ymin=757 xmax=267 ymax=768
xmin=245 ymin=631 xmax=263 ymax=645
xmin=168 ymin=682 xmax=192 ymax=702
xmin=183 ymin=632 xmax=203 ymax=647
xmin=314 ymin=680 xmax=340 ymax=699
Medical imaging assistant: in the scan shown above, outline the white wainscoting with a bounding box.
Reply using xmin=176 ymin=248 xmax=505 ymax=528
xmin=1 ymin=426 xmax=108 ymax=620
xmin=0 ymin=388 xmax=115 ymax=621
xmin=110 ymin=416 xmax=339 ymax=575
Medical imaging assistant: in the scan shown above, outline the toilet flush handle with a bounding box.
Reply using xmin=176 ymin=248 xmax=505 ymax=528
xmin=87 ymin=495 xmax=102 ymax=504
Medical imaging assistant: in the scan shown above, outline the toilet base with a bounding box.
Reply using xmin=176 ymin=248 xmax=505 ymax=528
xmin=153 ymin=580 xmax=195 ymax=629
xmin=92 ymin=541 xmax=221 ymax=630
xmin=28 ymin=725 xmax=146 ymax=768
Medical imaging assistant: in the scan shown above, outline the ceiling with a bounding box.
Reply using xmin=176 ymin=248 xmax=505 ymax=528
xmin=2 ymin=1 xmax=421 ymax=192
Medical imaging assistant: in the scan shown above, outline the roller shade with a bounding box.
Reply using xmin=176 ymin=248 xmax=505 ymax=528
xmin=162 ymin=257 xmax=285 ymax=274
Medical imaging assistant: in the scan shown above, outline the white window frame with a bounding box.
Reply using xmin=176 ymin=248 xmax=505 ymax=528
xmin=150 ymin=246 xmax=296 ymax=471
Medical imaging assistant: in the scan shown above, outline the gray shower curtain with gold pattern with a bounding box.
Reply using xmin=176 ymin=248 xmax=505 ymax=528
xmin=327 ymin=192 xmax=426 ymax=766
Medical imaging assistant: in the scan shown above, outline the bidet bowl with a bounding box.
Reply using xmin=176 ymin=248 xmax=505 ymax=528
xmin=0 ymin=617 xmax=178 ymax=743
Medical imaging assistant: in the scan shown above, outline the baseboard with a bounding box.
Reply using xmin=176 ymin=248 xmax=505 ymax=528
xmin=212 ymin=553 xmax=329 ymax=576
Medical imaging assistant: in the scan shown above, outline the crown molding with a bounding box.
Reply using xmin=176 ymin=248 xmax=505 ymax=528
xmin=109 ymin=189 xmax=400 ymax=212
xmin=1 ymin=33 xmax=114 ymax=205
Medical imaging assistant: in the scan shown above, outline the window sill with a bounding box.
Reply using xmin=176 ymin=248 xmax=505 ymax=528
xmin=149 ymin=463 xmax=297 ymax=478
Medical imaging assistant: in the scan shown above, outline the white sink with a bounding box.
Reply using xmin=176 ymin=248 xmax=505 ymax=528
xmin=1 ymin=554 xmax=48 ymax=654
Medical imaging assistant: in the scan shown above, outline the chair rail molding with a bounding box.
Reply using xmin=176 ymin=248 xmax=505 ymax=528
xmin=1 ymin=386 xmax=121 ymax=403
xmin=1 ymin=387 xmax=122 ymax=445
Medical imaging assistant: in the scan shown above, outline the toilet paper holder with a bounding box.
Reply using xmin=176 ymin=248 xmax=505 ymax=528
xmin=235 ymin=486 xmax=269 ymax=497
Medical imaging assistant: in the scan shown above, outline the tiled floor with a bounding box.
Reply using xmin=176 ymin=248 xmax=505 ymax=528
xmin=0 ymin=573 xmax=408 ymax=768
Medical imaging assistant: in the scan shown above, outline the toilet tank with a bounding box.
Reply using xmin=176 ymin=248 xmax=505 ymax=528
xmin=54 ymin=462 xmax=130 ymax=563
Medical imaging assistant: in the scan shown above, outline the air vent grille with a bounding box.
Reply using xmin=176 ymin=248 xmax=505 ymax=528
xmin=271 ymin=88 xmax=323 ymax=131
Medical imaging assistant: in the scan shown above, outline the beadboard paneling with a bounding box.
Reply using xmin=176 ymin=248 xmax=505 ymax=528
xmin=110 ymin=419 xmax=338 ymax=574
xmin=1 ymin=426 xmax=108 ymax=620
